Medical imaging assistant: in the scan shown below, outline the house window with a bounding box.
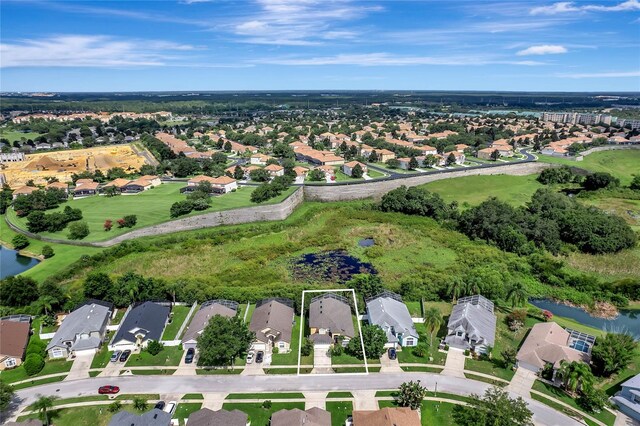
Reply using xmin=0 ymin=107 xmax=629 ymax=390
xmin=456 ymin=331 xmax=463 ymax=337
xmin=405 ymin=338 xmax=414 ymax=346
xmin=279 ymin=342 xmax=285 ymax=349
xmin=4 ymin=358 xmax=16 ymax=368
xmin=51 ymin=348 xmax=65 ymax=358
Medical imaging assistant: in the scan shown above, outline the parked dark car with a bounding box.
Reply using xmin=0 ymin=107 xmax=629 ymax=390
xmin=256 ymin=351 xmax=264 ymax=363
xmin=185 ymin=348 xmax=195 ymax=364
xmin=154 ymin=401 xmax=165 ymax=410
xmin=119 ymin=349 xmax=131 ymax=362
xmin=98 ymin=385 xmax=120 ymax=394
xmin=388 ymin=348 xmax=397 ymax=360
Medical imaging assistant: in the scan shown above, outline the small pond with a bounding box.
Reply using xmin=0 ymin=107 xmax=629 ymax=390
xmin=290 ymin=250 xmax=377 ymax=283
xmin=358 ymin=238 xmax=375 ymax=247
xmin=530 ymin=299 xmax=640 ymax=339
xmin=0 ymin=245 xmax=40 ymax=279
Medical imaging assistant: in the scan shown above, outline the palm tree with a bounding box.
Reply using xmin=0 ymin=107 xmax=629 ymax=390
xmin=447 ymin=277 xmax=464 ymax=303
xmin=133 ymin=396 xmax=148 ymax=411
xmin=37 ymin=295 xmax=58 ymax=316
xmin=424 ymin=308 xmax=443 ymax=351
xmin=506 ymin=282 xmax=528 ymax=308
xmin=557 ymin=361 xmax=595 ymax=394
xmin=32 ymin=394 xmax=59 ymax=425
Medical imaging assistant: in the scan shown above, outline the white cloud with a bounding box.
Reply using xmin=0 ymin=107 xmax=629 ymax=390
xmin=517 ymin=44 xmax=568 ymax=55
xmin=531 ymin=0 xmax=640 ymax=15
xmin=558 ymin=70 xmax=640 ymax=78
xmin=256 ymin=53 xmax=546 ymax=66
xmin=0 ymin=35 xmax=199 ymax=68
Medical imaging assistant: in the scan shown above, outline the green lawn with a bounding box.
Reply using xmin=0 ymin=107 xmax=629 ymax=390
xmin=12 ymin=375 xmax=66 ymax=390
xmin=465 ymin=358 xmax=514 ymax=381
xmin=175 ymin=403 xmax=203 ymax=425
xmin=6 ymin=184 xmax=297 ymax=242
xmin=196 ymin=368 xmax=242 ymax=374
xmin=91 ymin=341 xmax=115 ymax=369
xmin=366 ymin=169 xmax=385 ymax=178
xmin=532 ymin=380 xmax=616 ymax=425
xmin=0 ymin=359 xmax=72 ymax=384
xmin=0 ymin=130 xmax=45 ymax=142
xmin=181 ymin=393 xmax=204 ymax=399
xmin=0 ymin=220 xmax=104 ymax=282
xmin=464 ymin=372 xmax=508 ymax=387
xmin=538 ymin=149 xmax=640 ymax=185
xmin=270 ymin=316 xmax=313 ymax=366
xmin=162 ymin=305 xmax=192 ymax=340
xmin=125 ymin=346 xmax=183 ymax=367
xmin=225 ymin=393 xmax=304 ymax=400
xmin=222 ymin=402 xmax=305 ymax=426
xmin=326 ymin=401 xmax=353 ymax=426
xmin=422 ymin=174 xmax=544 ymax=208
xmin=334 ymin=170 xmax=363 ymax=182
xmin=130 ymin=369 xmax=176 ymax=375
xmin=17 ymin=405 xmax=132 ymax=426
xmin=26 ymin=396 xmax=109 ymax=410
xmin=327 ymin=392 xmax=353 ymax=398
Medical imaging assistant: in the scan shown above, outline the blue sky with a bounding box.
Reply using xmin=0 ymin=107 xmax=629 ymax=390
xmin=1 ymin=0 xmax=639 ymax=92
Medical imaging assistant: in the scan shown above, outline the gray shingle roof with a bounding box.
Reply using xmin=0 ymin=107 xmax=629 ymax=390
xmin=46 ymin=303 xmax=111 ymax=351
xmin=271 ymin=407 xmax=331 ymax=426
xmin=182 ymin=301 xmax=237 ymax=345
xmin=309 ymin=293 xmax=354 ymax=338
xmin=366 ymin=292 xmax=418 ymax=343
xmin=249 ymin=298 xmax=294 ymax=345
xmin=186 ymin=408 xmax=248 ymax=426
xmin=445 ymin=295 xmax=496 ymax=348
xmin=108 ymin=408 xmax=171 ymax=426
xmin=113 ymin=302 xmax=170 ymax=345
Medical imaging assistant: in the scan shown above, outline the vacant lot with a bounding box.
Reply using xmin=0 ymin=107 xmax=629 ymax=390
xmin=538 ymin=149 xmax=640 ymax=185
xmin=7 ymin=184 xmax=296 ymax=242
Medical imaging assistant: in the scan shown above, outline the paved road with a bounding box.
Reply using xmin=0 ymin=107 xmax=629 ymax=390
xmin=12 ymin=373 xmax=582 ymax=426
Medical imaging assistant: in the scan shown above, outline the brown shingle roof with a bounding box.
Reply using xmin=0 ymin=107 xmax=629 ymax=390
xmin=352 ymin=407 xmax=420 ymax=426
xmin=271 ymin=407 xmax=331 ymax=426
xmin=186 ymin=408 xmax=248 ymax=426
xmin=0 ymin=320 xmax=30 ymax=358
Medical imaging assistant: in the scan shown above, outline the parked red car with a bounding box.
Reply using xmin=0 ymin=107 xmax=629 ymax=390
xmin=98 ymin=385 xmax=120 ymax=394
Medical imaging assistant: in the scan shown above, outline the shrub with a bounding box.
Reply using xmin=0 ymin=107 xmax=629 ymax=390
xmin=122 ymin=215 xmax=137 ymax=228
xmin=104 ymin=219 xmax=113 ymax=231
xmin=577 ymin=388 xmax=607 ymax=413
xmin=301 ymin=338 xmax=313 ymax=357
xmin=11 ymin=235 xmax=29 ymax=250
xmin=67 ymin=221 xmax=90 ymax=240
xmin=23 ymin=353 xmax=45 ymax=376
xmin=262 ymin=400 xmax=272 ymax=409
xmin=146 ymin=340 xmax=164 ymax=356
xmin=191 ymin=198 xmax=210 ymax=211
xmin=170 ymin=200 xmax=195 ymax=217
xmin=331 ymin=345 xmax=343 ymax=356
xmin=412 ymin=345 xmax=426 ymax=358
xmin=108 ymin=401 xmax=122 ymax=413
xmin=41 ymin=245 xmax=54 ymax=258
xmin=26 ymin=340 xmax=46 ymax=356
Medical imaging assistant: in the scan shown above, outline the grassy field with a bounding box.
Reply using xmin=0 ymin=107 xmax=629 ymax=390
xmin=0 ymin=130 xmax=45 ymax=142
xmin=162 ymin=305 xmax=192 ymax=340
xmin=422 ymin=174 xmax=544 ymax=208
xmin=6 ymin=184 xmax=297 ymax=242
xmin=537 ymin=150 xmax=640 ymax=185
xmin=222 ymin=402 xmax=305 ymax=426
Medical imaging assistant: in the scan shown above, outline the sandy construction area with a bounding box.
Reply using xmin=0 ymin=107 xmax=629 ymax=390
xmin=0 ymin=145 xmax=150 ymax=188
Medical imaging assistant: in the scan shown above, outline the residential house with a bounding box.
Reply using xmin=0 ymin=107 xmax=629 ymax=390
xmin=46 ymin=301 xmax=112 ymax=359
xmin=45 ymin=181 xmax=69 ymax=194
xmin=413 ymin=145 xmax=437 ymax=156
xmin=264 ymin=164 xmax=285 ymax=177
xmin=0 ymin=319 xmax=31 ymax=370
xmin=377 ymin=149 xmax=396 ymax=163
xmin=186 ymin=408 xmax=250 ymax=426
xmin=351 ymin=407 xmax=421 ymax=426
xmin=228 ymin=141 xmax=259 ymax=155
xmin=366 ymin=291 xmax=418 ymax=348
xmin=108 ymin=408 xmax=171 ymax=426
xmin=249 ymin=298 xmax=295 ymax=353
xmin=612 ymin=374 xmax=640 ymax=422
xmin=110 ymin=302 xmax=170 ymax=350
xmin=397 ymin=158 xmax=415 ymax=170
xmin=185 ymin=175 xmax=238 ymax=194
xmin=271 ymin=407 xmax=331 ymax=426
xmin=444 ymin=295 xmax=496 ymax=355
xmin=516 ymin=322 xmax=594 ymax=376
xmin=293 ymin=166 xmax=309 ymax=178
xmin=455 ymin=144 xmax=470 ymax=152
xmin=309 ymin=293 xmax=355 ymax=346
xmin=443 ymin=151 xmax=466 ymax=165
xmin=103 ymin=178 xmax=131 ymax=193
xmin=342 ymin=161 xmax=367 ymax=177
xmin=250 ymin=153 xmax=272 ymax=166
xmin=11 ymin=186 xmax=37 ymax=200
xmin=490 ymin=141 xmax=514 ymax=157
xmin=73 ymin=179 xmax=99 ymax=197
xmin=477 ymin=147 xmax=498 ymax=160
xmin=315 ymin=165 xmax=336 ymax=178
xmin=182 ymin=300 xmax=238 ymax=351
xmin=122 ymin=175 xmax=161 ymax=193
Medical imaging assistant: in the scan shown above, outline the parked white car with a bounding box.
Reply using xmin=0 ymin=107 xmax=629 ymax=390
xmin=246 ymin=351 xmax=255 ymax=364
xmin=164 ymin=401 xmax=177 ymax=415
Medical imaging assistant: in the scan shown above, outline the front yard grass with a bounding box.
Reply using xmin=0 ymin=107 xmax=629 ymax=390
xmin=225 ymin=392 xmax=304 ymax=400
xmin=222 ymin=402 xmax=305 ymax=426
xmin=12 ymin=375 xmax=66 ymax=390
xmin=175 ymin=403 xmax=203 ymax=426
xmin=532 ymin=380 xmax=616 ymax=425
xmin=0 ymin=359 xmax=72 ymax=384
xmin=125 ymin=346 xmax=183 ymax=367
xmin=196 ymin=368 xmax=242 ymax=374
xmin=270 ymin=316 xmax=313 ymax=366
xmin=464 ymin=358 xmax=515 ymax=381
xmin=18 ymin=405 xmax=134 ymax=426
xmin=378 ymin=399 xmax=458 ymax=426
xmin=326 ymin=401 xmax=353 ymax=426
xmin=162 ymin=305 xmax=192 ymax=340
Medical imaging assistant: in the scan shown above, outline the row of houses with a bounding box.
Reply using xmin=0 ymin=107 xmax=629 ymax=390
xmin=108 ymin=406 xmax=420 ymax=426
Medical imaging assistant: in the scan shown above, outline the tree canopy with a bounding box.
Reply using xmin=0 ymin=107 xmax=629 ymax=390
xmin=196 ymin=315 xmax=254 ymax=367
xmin=452 ymin=387 xmax=533 ymax=426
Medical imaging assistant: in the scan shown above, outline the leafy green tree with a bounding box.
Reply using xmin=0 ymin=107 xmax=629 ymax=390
xmin=0 ymin=382 xmax=15 ymax=412
xmin=351 ymin=163 xmax=364 ymax=178
xmin=196 ymin=315 xmax=254 ymax=367
xmin=233 ymin=166 xmax=245 ymax=180
xmin=11 ymin=234 xmax=29 ymax=250
xmin=397 ymin=380 xmax=427 ymax=410
xmin=490 ymin=149 xmax=500 ymax=161
xmin=301 ymin=338 xmax=313 ymax=357
xmin=347 ymin=274 xmax=383 ymax=299
xmin=385 ymin=158 xmax=400 ymax=169
xmin=32 ymin=394 xmax=59 ymax=426
xmin=170 ymin=200 xmax=195 ymax=217
xmin=379 ymin=186 xmax=456 ymax=220
xmin=369 ymin=150 xmax=379 ymax=163
xmin=577 ymin=388 xmax=608 ymax=413
xmin=249 ymin=168 xmax=270 ymax=182
xmin=453 ymin=387 xmax=533 ymax=426
xmin=630 ymin=174 xmax=640 ymax=191
xmin=346 ymin=324 xmax=387 ymax=359
xmin=307 ymin=169 xmax=326 ymax=181
xmin=591 ymin=332 xmax=637 ymax=377
xmin=146 ymin=340 xmax=164 ymax=356
xmin=67 ymin=221 xmax=90 ymax=240
xmin=41 ymin=245 xmax=54 ymax=258
xmin=408 ymin=156 xmax=419 ymax=170
xmin=557 ymin=360 xmax=595 ymax=394
xmin=506 ymin=282 xmax=528 ymax=307
xmin=583 ymin=172 xmax=620 ymax=191
xmin=446 ymin=152 xmax=457 ymax=166
xmin=500 ymin=347 xmax=517 ymax=368
xmin=83 ymin=272 xmax=113 ymax=300
xmin=424 ymin=307 xmax=442 ymax=351
xmin=447 ymin=277 xmax=464 ymax=303
xmin=0 ymin=275 xmax=39 ymax=307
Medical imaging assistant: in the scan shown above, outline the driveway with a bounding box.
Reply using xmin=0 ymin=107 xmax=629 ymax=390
xmin=379 ymin=352 xmax=402 ymax=373
xmin=311 ymin=344 xmax=332 ymax=374
xmin=173 ymin=349 xmax=197 ymax=376
xmin=507 ymin=367 xmax=537 ymax=396
xmin=14 ymin=372 xmax=584 ymax=426
xmin=64 ymin=352 xmax=95 ymax=381
xmin=442 ymin=348 xmax=466 ymax=378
